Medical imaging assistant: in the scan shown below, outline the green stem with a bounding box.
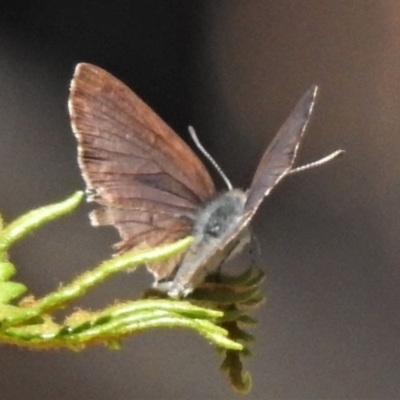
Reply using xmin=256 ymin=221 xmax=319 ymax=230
xmin=0 ymin=191 xmax=84 ymax=258
xmin=2 ymin=238 xmax=192 ymax=327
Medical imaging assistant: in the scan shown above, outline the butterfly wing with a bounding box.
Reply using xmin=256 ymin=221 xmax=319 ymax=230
xmin=69 ymin=63 xmax=216 ymax=279
xmin=244 ymin=85 xmax=318 ymax=217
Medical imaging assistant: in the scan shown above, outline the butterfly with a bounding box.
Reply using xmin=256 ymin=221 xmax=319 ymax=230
xmin=69 ymin=63 xmax=343 ymax=297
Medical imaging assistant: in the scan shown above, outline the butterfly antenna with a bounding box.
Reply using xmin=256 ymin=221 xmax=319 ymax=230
xmin=188 ymin=126 xmax=233 ymax=190
xmin=289 ymin=149 xmax=345 ymax=175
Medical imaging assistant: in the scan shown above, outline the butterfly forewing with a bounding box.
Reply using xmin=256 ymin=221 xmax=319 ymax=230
xmin=69 ymin=63 xmax=216 ymax=255
xmin=244 ymin=85 xmax=318 ymax=216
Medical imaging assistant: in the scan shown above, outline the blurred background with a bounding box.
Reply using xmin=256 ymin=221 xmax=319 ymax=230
xmin=0 ymin=1 xmax=399 ymax=399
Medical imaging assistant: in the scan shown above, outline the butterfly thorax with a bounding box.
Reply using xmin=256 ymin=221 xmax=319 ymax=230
xmin=156 ymin=189 xmax=249 ymax=297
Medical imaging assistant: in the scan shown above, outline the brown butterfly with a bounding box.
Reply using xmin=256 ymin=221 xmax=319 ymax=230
xmin=69 ymin=63 xmax=343 ymax=297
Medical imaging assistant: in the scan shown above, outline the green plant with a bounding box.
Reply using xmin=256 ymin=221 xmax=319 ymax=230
xmin=0 ymin=192 xmax=263 ymax=393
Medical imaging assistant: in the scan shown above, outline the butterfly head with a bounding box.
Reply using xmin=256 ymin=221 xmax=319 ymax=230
xmin=155 ymin=189 xmax=249 ymax=297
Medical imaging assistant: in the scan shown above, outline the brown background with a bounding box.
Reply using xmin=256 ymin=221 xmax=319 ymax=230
xmin=0 ymin=1 xmax=399 ymax=399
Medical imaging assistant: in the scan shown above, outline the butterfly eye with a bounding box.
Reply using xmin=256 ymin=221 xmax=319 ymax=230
xmin=204 ymin=220 xmax=223 ymax=237
xmin=202 ymin=200 xmax=239 ymax=239
xmin=195 ymin=191 xmax=247 ymax=243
